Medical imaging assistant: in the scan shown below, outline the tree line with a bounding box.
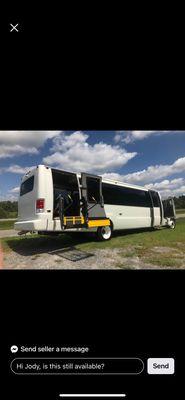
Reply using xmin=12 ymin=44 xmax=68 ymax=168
xmin=173 ymin=195 xmax=185 ymax=210
xmin=0 ymin=201 xmax=18 ymax=218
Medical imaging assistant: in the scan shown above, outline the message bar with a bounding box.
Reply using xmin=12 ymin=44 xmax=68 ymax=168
xmin=10 ymin=357 xmax=144 ymax=375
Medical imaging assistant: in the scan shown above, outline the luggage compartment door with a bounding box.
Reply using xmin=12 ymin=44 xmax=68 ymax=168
xmin=81 ymin=173 xmax=106 ymax=218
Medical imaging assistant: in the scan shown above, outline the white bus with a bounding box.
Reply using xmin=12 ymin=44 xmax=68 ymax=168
xmin=14 ymin=165 xmax=176 ymax=241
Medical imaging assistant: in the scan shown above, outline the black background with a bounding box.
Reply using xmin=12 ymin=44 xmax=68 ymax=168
xmin=1 ymin=8 xmax=185 ymax=398
xmin=1 ymin=270 xmax=184 ymax=399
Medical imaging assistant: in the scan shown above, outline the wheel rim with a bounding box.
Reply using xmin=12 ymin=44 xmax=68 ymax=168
xmin=171 ymin=221 xmax=175 ymax=229
xmin=101 ymin=226 xmax=111 ymax=239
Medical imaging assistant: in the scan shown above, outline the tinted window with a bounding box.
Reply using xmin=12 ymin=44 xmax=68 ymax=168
xmin=52 ymin=170 xmax=78 ymax=191
xmin=102 ymin=183 xmax=151 ymax=207
xmin=87 ymin=177 xmax=100 ymax=203
xmin=150 ymin=191 xmax=160 ymax=207
xmin=20 ymin=176 xmax=34 ymax=196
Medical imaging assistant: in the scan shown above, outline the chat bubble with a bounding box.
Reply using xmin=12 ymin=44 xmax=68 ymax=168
xmin=10 ymin=358 xmax=144 ymax=375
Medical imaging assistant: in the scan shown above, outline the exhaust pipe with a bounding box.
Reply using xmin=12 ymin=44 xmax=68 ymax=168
xmin=18 ymin=231 xmax=30 ymax=235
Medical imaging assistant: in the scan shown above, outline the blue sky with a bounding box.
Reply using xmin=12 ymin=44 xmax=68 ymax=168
xmin=0 ymin=131 xmax=185 ymax=200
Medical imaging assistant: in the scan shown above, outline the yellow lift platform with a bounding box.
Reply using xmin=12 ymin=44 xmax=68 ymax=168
xmin=63 ymin=216 xmax=110 ymax=229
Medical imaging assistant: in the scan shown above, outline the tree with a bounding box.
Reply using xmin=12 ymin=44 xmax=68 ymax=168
xmin=0 ymin=207 xmax=7 ymax=218
xmin=173 ymin=195 xmax=185 ymax=209
xmin=0 ymin=201 xmax=18 ymax=212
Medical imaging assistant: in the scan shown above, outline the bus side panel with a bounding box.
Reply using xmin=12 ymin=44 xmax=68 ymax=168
xmin=104 ymin=204 xmax=152 ymax=230
xmin=153 ymin=207 xmax=161 ymax=226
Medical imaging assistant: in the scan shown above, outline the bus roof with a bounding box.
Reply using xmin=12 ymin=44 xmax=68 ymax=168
xmin=22 ymin=165 xmax=154 ymax=193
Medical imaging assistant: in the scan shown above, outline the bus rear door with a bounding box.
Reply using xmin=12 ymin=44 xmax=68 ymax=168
xmin=81 ymin=173 xmax=106 ymax=219
xmin=149 ymin=190 xmax=162 ymax=227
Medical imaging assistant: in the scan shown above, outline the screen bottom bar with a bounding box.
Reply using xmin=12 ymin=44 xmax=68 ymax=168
xmin=59 ymin=395 xmax=126 ymax=398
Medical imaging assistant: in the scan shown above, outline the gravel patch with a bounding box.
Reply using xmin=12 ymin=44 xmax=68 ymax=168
xmin=2 ymin=231 xmax=185 ymax=271
xmin=0 ymin=230 xmax=19 ymax=238
xmin=3 ymin=248 xmax=121 ymax=270
xmin=151 ymin=246 xmax=176 ymax=254
xmin=3 ymin=245 xmax=183 ymax=270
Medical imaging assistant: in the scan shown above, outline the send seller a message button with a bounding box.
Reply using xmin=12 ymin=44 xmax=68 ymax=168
xmin=147 ymin=358 xmax=175 ymax=374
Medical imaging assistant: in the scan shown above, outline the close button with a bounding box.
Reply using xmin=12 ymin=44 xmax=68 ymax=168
xmin=147 ymin=358 xmax=175 ymax=374
xmin=9 ymin=23 xmax=19 ymax=32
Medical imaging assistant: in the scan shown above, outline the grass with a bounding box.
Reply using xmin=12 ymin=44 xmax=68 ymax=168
xmin=1 ymin=218 xmax=185 ymax=268
xmin=7 ymin=212 xmax=17 ymax=218
xmin=0 ymin=220 xmax=15 ymax=230
xmin=124 ymin=251 xmax=136 ymax=257
xmin=76 ymin=218 xmax=185 ymax=252
xmin=147 ymin=256 xmax=182 ymax=268
xmin=176 ymin=209 xmax=185 ymax=214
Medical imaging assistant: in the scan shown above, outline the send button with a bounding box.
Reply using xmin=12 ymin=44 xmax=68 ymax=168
xmin=147 ymin=358 xmax=175 ymax=374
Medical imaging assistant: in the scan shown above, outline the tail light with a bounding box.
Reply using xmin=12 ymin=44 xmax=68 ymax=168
xmin=36 ymin=198 xmax=45 ymax=213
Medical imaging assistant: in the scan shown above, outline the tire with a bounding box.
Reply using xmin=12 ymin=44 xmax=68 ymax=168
xmin=169 ymin=219 xmax=176 ymax=229
xmin=97 ymin=225 xmax=112 ymax=241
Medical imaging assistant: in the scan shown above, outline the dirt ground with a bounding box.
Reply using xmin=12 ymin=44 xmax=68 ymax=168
xmin=0 ymin=229 xmax=21 ymax=238
xmin=2 ymin=245 xmax=185 ymax=270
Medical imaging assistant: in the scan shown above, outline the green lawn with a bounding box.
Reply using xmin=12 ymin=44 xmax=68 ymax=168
xmin=7 ymin=212 xmax=17 ymax=218
xmin=176 ymin=209 xmax=185 ymax=214
xmin=78 ymin=218 xmax=185 ymax=251
xmin=1 ymin=218 xmax=185 ymax=268
xmin=0 ymin=220 xmax=15 ymax=230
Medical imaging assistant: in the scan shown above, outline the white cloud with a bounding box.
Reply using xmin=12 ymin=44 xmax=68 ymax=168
xmin=104 ymin=157 xmax=185 ymax=185
xmin=114 ymin=131 xmax=185 ymax=144
xmin=145 ymin=178 xmax=184 ymax=191
xmin=43 ymin=131 xmax=137 ymax=173
xmin=0 ymin=187 xmax=20 ymax=202
xmin=101 ymin=172 xmax=126 ymax=181
xmin=51 ymin=131 xmax=88 ymax=152
xmin=9 ymin=187 xmax=20 ymax=193
xmin=0 ymin=193 xmax=18 ymax=201
xmin=145 ymin=178 xmax=185 ymax=198
xmin=0 ymin=145 xmax=39 ymax=159
xmin=123 ymin=131 xmax=155 ymax=144
xmin=0 ymin=165 xmax=35 ymax=174
xmin=157 ymin=185 xmax=185 ymax=199
xmin=0 ymin=131 xmax=60 ymax=158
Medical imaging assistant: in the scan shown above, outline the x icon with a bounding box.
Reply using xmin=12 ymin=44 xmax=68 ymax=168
xmin=10 ymin=23 xmax=19 ymax=32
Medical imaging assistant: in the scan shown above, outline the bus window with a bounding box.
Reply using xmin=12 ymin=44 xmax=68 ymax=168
xmin=20 ymin=176 xmax=34 ymax=196
xmin=150 ymin=191 xmax=161 ymax=207
xmin=102 ymin=183 xmax=152 ymax=208
xmin=86 ymin=177 xmax=101 ymax=203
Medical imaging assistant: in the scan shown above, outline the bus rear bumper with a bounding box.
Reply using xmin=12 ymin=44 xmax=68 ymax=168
xmin=14 ymin=220 xmax=99 ymax=233
xmin=14 ymin=220 xmax=47 ymax=231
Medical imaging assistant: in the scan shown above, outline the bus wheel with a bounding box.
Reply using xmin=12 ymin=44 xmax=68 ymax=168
xmin=169 ymin=219 xmax=176 ymax=229
xmin=97 ymin=226 xmax=112 ymax=241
